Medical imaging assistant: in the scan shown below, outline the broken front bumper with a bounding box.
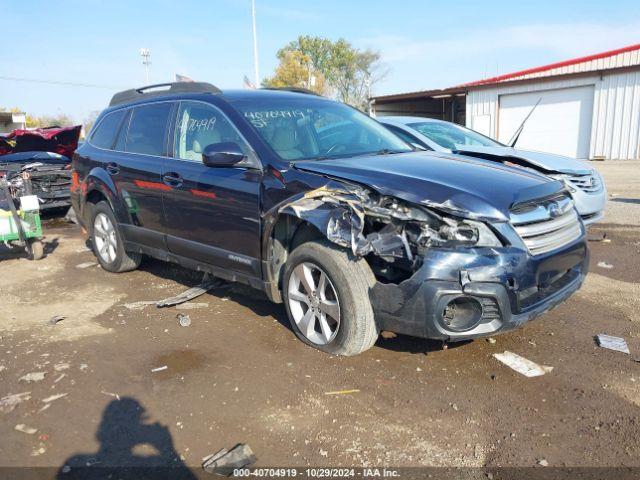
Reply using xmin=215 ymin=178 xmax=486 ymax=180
xmin=370 ymin=235 xmax=588 ymax=341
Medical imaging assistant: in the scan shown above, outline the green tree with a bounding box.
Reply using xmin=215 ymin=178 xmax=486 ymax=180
xmin=266 ymin=36 xmax=385 ymax=111
xmin=262 ymin=50 xmax=327 ymax=95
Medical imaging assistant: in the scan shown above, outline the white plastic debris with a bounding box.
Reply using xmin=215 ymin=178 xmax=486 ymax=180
xmin=151 ymin=366 xmax=168 ymax=373
xmin=15 ymin=424 xmax=38 ymax=435
xmin=19 ymin=372 xmax=46 ymax=383
xmin=42 ymin=393 xmax=68 ymax=403
xmin=76 ymin=262 xmax=97 ymax=269
xmin=122 ymin=301 xmax=157 ymax=310
xmin=597 ymin=261 xmax=614 ymax=269
xmin=493 ymin=351 xmax=553 ymax=377
xmin=595 ymin=334 xmax=630 ymax=354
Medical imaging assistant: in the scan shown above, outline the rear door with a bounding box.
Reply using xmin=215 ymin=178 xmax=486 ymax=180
xmin=161 ymin=100 xmax=262 ymax=276
xmin=114 ymin=102 xmax=174 ymax=248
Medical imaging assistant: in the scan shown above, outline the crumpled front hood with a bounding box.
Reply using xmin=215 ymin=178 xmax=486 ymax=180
xmin=453 ymin=145 xmax=592 ymax=175
xmin=294 ymin=151 xmax=564 ymax=221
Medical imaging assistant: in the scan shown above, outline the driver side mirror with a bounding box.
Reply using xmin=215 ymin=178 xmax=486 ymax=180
xmin=202 ymin=142 xmax=246 ymax=167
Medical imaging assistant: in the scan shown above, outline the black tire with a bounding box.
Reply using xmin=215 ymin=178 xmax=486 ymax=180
xmin=27 ymin=240 xmax=44 ymax=260
xmin=282 ymin=240 xmax=378 ymax=356
xmin=90 ymin=201 xmax=141 ymax=273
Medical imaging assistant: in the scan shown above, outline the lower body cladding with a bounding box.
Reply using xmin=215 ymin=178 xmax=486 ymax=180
xmin=370 ymin=239 xmax=588 ymax=341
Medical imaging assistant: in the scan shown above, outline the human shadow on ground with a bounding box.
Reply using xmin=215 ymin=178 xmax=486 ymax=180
xmin=57 ymin=397 xmax=197 ymax=480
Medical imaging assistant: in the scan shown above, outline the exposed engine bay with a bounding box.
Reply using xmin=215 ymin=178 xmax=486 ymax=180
xmin=279 ymin=184 xmax=501 ymax=283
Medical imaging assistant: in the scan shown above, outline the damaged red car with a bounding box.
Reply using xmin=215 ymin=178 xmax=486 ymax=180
xmin=0 ymin=125 xmax=81 ymax=211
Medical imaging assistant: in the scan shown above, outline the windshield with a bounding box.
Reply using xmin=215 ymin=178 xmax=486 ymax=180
xmin=408 ymin=121 xmax=503 ymax=150
xmin=233 ymin=97 xmax=412 ymax=161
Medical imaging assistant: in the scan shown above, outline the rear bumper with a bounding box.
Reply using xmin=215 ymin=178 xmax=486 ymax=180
xmin=370 ymin=236 xmax=588 ymax=341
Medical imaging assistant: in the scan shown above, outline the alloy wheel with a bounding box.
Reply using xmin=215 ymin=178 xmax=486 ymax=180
xmin=93 ymin=212 xmax=118 ymax=264
xmin=288 ymin=262 xmax=341 ymax=345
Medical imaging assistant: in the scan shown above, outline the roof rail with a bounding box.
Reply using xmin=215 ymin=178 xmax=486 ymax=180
xmin=261 ymin=87 xmax=322 ymax=97
xmin=109 ymin=82 xmax=222 ymax=106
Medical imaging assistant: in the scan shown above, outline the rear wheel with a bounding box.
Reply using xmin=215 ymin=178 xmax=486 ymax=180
xmin=283 ymin=240 xmax=378 ymax=356
xmin=27 ymin=240 xmax=44 ymax=260
xmin=90 ymin=201 xmax=141 ymax=272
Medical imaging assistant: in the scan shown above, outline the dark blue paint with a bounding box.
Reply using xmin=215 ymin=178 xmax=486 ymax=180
xmin=71 ymin=88 xmax=589 ymax=342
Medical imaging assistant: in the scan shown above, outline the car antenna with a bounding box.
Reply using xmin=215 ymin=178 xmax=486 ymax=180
xmin=508 ymin=97 xmax=542 ymax=148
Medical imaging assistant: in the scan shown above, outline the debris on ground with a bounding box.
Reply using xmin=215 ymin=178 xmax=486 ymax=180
xmin=19 ymin=372 xmax=46 ymax=383
xmin=597 ymin=261 xmax=614 ymax=269
xmin=595 ymin=334 xmax=630 ymax=354
xmin=380 ymin=331 xmax=397 ymax=339
xmin=176 ymin=302 xmax=209 ymax=310
xmin=122 ymin=300 xmax=157 ymax=310
xmin=156 ymin=274 xmax=227 ymax=308
xmin=47 ymin=315 xmax=65 ymax=325
xmin=324 ymin=389 xmax=360 ymax=395
xmin=75 ymin=261 xmax=97 ymax=269
xmin=101 ymin=390 xmax=121 ymax=401
xmin=64 ymin=207 xmax=78 ymax=225
xmin=493 ymin=351 xmax=553 ymax=377
xmin=41 ymin=393 xmax=68 ymax=403
xmin=177 ymin=313 xmax=191 ymax=327
xmin=0 ymin=392 xmax=31 ymax=413
xmin=151 ymin=365 xmax=168 ymax=373
xmin=15 ymin=424 xmax=38 ymax=435
xmin=53 ymin=374 xmax=66 ymax=383
xmin=53 ymin=363 xmax=70 ymax=371
xmin=486 ymin=337 xmax=497 ymax=344
xmin=202 ymin=443 xmax=256 ymax=476
xmin=588 ymin=232 xmax=607 ymax=242
xmin=537 ymin=459 xmax=549 ymax=467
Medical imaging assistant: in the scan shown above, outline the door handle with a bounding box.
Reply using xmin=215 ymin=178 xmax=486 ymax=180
xmin=106 ymin=163 xmax=120 ymax=175
xmin=162 ymin=172 xmax=183 ymax=187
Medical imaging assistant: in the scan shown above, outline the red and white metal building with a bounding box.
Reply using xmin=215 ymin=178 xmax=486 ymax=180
xmin=372 ymin=44 xmax=640 ymax=160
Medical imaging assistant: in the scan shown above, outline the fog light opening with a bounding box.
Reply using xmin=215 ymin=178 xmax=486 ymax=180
xmin=442 ymin=297 xmax=483 ymax=332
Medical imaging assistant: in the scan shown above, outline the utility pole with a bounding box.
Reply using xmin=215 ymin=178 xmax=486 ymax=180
xmin=251 ymin=0 xmax=260 ymax=87
xmin=140 ymin=48 xmax=151 ymax=84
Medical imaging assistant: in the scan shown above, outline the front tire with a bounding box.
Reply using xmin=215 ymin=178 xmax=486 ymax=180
xmin=283 ymin=240 xmax=378 ymax=356
xmin=90 ymin=201 xmax=141 ymax=273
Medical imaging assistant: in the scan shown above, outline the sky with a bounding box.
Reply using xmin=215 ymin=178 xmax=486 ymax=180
xmin=1 ymin=0 xmax=639 ymax=122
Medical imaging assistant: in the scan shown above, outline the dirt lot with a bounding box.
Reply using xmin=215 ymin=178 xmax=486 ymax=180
xmin=1 ymin=161 xmax=639 ymax=476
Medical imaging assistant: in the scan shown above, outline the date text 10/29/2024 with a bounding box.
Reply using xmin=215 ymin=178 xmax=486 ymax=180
xmin=232 ymin=468 xmax=401 ymax=478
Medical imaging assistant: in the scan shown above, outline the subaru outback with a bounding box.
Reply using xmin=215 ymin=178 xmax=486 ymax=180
xmin=71 ymin=82 xmax=589 ymax=356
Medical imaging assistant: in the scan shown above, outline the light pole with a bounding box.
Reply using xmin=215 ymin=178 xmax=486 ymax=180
xmin=251 ymin=0 xmax=260 ymax=87
xmin=140 ymin=48 xmax=151 ymax=84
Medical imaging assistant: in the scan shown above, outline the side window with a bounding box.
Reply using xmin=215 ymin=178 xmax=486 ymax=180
xmin=113 ymin=109 xmax=131 ymax=151
xmin=126 ymin=103 xmax=172 ymax=156
xmin=174 ymin=101 xmax=248 ymax=161
xmin=90 ymin=109 xmax=126 ymax=149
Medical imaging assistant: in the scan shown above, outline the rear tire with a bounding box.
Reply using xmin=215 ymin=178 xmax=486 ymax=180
xmin=90 ymin=201 xmax=141 ymax=273
xmin=27 ymin=240 xmax=44 ymax=260
xmin=283 ymin=240 xmax=378 ymax=356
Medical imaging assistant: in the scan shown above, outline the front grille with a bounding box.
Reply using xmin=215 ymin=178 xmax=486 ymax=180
xmin=562 ymin=172 xmax=602 ymax=194
xmin=510 ymin=195 xmax=583 ymax=256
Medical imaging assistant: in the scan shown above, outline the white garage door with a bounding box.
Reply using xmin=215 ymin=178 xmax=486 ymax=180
xmin=498 ymin=86 xmax=595 ymax=159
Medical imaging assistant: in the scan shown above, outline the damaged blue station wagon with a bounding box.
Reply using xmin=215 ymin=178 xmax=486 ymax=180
xmin=71 ymin=82 xmax=589 ymax=356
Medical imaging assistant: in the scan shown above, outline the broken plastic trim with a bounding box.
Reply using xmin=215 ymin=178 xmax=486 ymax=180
xmin=276 ymin=183 xmax=502 ymax=279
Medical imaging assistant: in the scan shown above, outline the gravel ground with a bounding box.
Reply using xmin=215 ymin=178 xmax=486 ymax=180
xmin=0 ymin=160 xmax=639 ymax=476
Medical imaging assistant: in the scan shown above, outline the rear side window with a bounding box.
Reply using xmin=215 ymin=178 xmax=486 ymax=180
xmin=126 ymin=103 xmax=172 ymax=156
xmin=90 ymin=109 xmax=126 ymax=149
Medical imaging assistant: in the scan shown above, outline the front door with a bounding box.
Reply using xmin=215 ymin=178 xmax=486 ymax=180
xmin=162 ymin=100 xmax=262 ymax=276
